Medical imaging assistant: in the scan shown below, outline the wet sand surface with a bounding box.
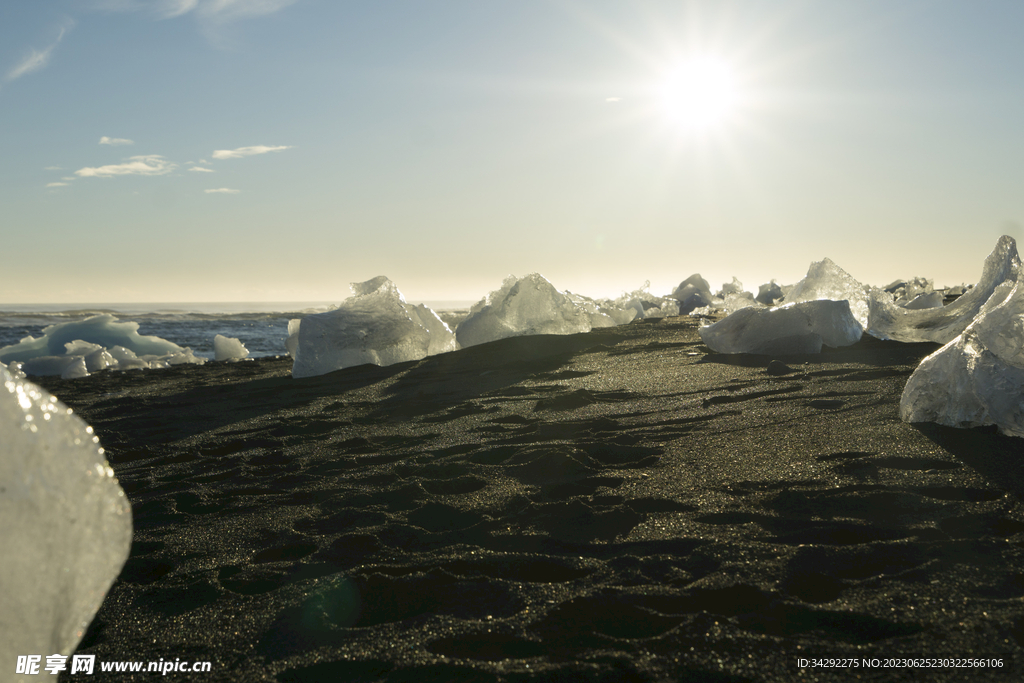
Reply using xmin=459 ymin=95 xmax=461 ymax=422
xmin=38 ymin=316 xmax=1024 ymax=682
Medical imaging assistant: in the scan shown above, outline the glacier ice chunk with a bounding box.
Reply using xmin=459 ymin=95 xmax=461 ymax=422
xmin=671 ymin=274 xmax=715 ymax=314
xmin=455 ymin=273 xmax=594 ymax=348
xmin=780 ymin=258 xmax=869 ymax=327
xmin=902 ymin=291 xmax=944 ymax=310
xmin=756 ymin=280 xmax=784 ymax=306
xmin=292 ymin=276 xmax=457 ymax=378
xmin=285 ymin=319 xmax=301 ymax=357
xmin=0 ymin=314 xmax=184 ymax=364
xmin=900 ymin=277 xmax=1024 ymax=437
xmin=609 ymin=282 xmax=676 ymax=320
xmin=61 ymin=356 xmax=89 ymax=380
xmin=214 ymin=334 xmax=249 ymax=361
xmin=0 ymin=367 xmax=132 ymax=673
xmin=868 ymin=236 xmax=1022 ymax=343
xmin=0 ymin=315 xmax=205 ymax=377
xmin=699 ymin=299 xmax=863 ymax=354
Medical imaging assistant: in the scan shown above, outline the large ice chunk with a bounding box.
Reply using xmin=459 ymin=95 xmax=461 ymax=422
xmin=0 ymin=314 xmax=184 ymax=363
xmin=901 ymin=276 xmax=1024 ymax=437
xmin=213 ymin=334 xmax=249 ymax=361
xmin=455 ymin=273 xmax=595 ymax=348
xmin=1 ymin=368 xmax=132 ymax=677
xmin=868 ymin=236 xmax=1022 ymax=344
xmin=292 ymin=276 xmax=457 ymax=378
xmin=0 ymin=315 xmax=205 ymax=377
xmin=780 ymin=258 xmax=869 ymax=327
xmin=699 ymin=299 xmax=863 ymax=354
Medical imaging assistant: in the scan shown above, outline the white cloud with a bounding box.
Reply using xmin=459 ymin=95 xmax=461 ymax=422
xmin=205 ymin=187 xmax=240 ymax=194
xmin=74 ymin=155 xmax=177 ymax=178
xmin=199 ymin=0 xmax=300 ymax=23
xmin=46 ymin=182 xmax=69 ymax=188
xmin=157 ymin=0 xmax=199 ymax=18
xmin=212 ymin=144 xmax=292 ymax=160
xmin=606 ymin=97 xmax=622 ymax=102
xmin=7 ymin=23 xmax=72 ymax=81
xmin=99 ymin=136 xmax=135 ymax=146
xmin=92 ymin=0 xmax=296 ymax=22
xmin=44 ymin=166 xmax=63 ymax=171
xmin=189 ymin=166 xmax=215 ymax=172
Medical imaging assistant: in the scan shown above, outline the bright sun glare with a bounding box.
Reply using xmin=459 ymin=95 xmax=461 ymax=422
xmin=657 ymin=56 xmax=740 ymax=134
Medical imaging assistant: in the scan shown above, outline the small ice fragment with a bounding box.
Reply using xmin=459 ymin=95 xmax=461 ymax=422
xmin=285 ymin=319 xmax=301 ymax=357
xmin=61 ymin=356 xmax=89 ymax=379
xmin=671 ymin=274 xmax=715 ymax=314
xmin=756 ymin=280 xmax=783 ymax=306
xmin=608 ymin=282 xmax=675 ymax=320
xmin=213 ymin=334 xmax=249 ymax=361
xmin=901 ymin=291 xmax=944 ymax=310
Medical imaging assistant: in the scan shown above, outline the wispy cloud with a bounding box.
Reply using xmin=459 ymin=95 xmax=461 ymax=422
xmin=99 ymin=136 xmax=135 ymax=146
xmin=46 ymin=182 xmax=69 ymax=188
xmin=44 ymin=166 xmax=63 ymax=171
xmin=198 ymin=0 xmax=300 ymax=23
xmin=93 ymin=0 xmax=297 ymax=22
xmin=205 ymin=187 xmax=240 ymax=194
xmin=75 ymin=155 xmax=177 ymax=178
xmin=212 ymin=144 xmax=292 ymax=160
xmin=157 ymin=0 xmax=199 ymax=19
xmin=7 ymin=22 xmax=73 ymax=82
xmin=189 ymin=166 xmax=215 ymax=172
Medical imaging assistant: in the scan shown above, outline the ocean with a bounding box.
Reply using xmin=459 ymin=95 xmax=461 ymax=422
xmin=0 ymin=302 xmax=474 ymax=361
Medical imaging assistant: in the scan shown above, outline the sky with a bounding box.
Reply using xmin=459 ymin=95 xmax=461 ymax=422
xmin=2 ymin=0 xmax=1023 ymax=304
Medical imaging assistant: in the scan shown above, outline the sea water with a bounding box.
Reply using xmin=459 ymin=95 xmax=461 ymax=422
xmin=0 ymin=302 xmax=473 ymax=360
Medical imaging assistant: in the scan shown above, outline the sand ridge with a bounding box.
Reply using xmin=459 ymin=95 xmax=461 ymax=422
xmin=35 ymin=316 xmax=1024 ymax=682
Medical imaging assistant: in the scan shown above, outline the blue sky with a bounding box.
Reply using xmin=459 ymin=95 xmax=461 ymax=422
xmin=2 ymin=0 xmax=1023 ymax=304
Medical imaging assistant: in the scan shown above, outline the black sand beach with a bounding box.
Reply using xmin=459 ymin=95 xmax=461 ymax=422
xmin=38 ymin=316 xmax=1024 ymax=682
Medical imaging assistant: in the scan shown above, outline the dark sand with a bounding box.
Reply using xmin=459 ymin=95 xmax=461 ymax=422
xmin=37 ymin=316 xmax=1024 ymax=682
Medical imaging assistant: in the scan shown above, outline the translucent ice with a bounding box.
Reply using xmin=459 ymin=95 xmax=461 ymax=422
xmin=671 ymin=274 xmax=715 ymax=314
xmin=610 ymin=282 xmax=676 ymax=320
xmin=455 ymin=273 xmax=595 ymax=348
xmin=900 ymin=277 xmax=1024 ymax=437
xmin=901 ymin=291 xmax=944 ymax=310
xmin=214 ymin=334 xmax=249 ymax=361
xmin=0 ymin=315 xmax=206 ymax=377
xmin=756 ymin=280 xmax=784 ymax=306
xmin=1 ymin=367 xmax=132 ymax=673
xmin=716 ymin=277 xmax=745 ymax=297
xmin=0 ymin=314 xmax=184 ymax=364
xmin=780 ymin=258 xmax=869 ymax=327
xmin=292 ymin=276 xmax=457 ymax=378
xmin=0 ymin=360 xmax=25 ymax=380
xmin=284 ymin=319 xmax=301 ymax=357
xmin=868 ymin=236 xmax=1022 ymax=344
xmin=699 ymin=299 xmax=863 ymax=354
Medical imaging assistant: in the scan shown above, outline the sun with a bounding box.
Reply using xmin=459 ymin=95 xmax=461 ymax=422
xmin=656 ymin=56 xmax=740 ymax=134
